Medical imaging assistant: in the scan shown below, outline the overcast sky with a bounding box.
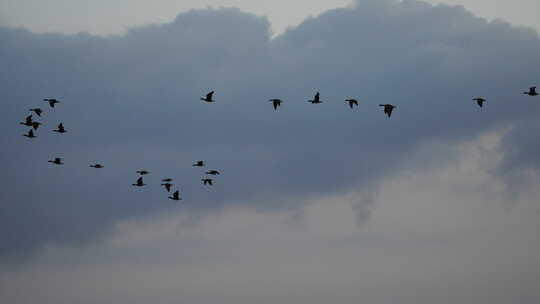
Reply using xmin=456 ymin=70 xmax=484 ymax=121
xmin=1 ymin=0 xmax=539 ymax=303
xmin=0 ymin=0 xmax=539 ymax=35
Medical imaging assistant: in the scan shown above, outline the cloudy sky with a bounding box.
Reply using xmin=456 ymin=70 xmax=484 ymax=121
xmin=1 ymin=0 xmax=539 ymax=303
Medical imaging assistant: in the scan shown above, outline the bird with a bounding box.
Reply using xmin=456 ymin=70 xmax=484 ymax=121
xmin=472 ymin=97 xmax=486 ymax=108
xmin=523 ymin=87 xmax=538 ymax=96
xmin=201 ymin=178 xmax=213 ymax=186
xmin=205 ymin=170 xmax=220 ymax=175
xmin=136 ymin=170 xmax=149 ymax=175
xmin=132 ymin=177 xmax=145 ymax=187
xmin=29 ymin=108 xmax=43 ymax=117
xmin=44 ymin=98 xmax=60 ymax=108
xmin=161 ymin=178 xmax=173 ymax=182
xmin=23 ymin=129 xmax=36 ymax=138
xmin=201 ymin=91 xmax=215 ymax=102
xmin=269 ymin=99 xmax=283 ymax=110
xmin=379 ymin=104 xmax=396 ymax=117
xmin=308 ymin=92 xmax=323 ymax=104
xmin=193 ymin=161 xmax=205 ymax=167
xmin=345 ymin=99 xmax=359 ymax=109
xmin=48 ymin=157 xmax=63 ymax=165
xmin=161 ymin=182 xmax=173 ymax=192
xmin=53 ymin=123 xmax=67 ymax=133
xmin=20 ymin=115 xmax=33 ymax=127
xmin=168 ymin=190 xmax=181 ymax=201
xmin=31 ymin=122 xmax=42 ymax=130
xmin=90 ymin=164 xmax=104 ymax=168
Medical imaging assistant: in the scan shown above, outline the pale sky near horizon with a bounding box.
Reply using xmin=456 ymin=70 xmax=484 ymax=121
xmin=0 ymin=0 xmax=539 ymax=36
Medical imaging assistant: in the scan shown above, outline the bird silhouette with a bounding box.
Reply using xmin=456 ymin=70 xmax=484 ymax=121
xmin=20 ymin=115 xmax=33 ymax=127
xmin=201 ymin=91 xmax=215 ymax=102
xmin=473 ymin=97 xmax=486 ymax=108
xmin=90 ymin=164 xmax=104 ymax=168
xmin=136 ymin=170 xmax=149 ymax=175
xmin=524 ymin=87 xmax=538 ymax=96
xmin=169 ymin=190 xmax=181 ymax=201
xmin=345 ymin=99 xmax=359 ymax=109
xmin=201 ymin=178 xmax=213 ymax=186
xmin=269 ymin=99 xmax=283 ymax=110
xmin=308 ymin=92 xmax=323 ymax=104
xmin=29 ymin=108 xmax=43 ymax=117
xmin=161 ymin=178 xmax=173 ymax=182
xmin=53 ymin=123 xmax=67 ymax=133
xmin=48 ymin=157 xmax=63 ymax=165
xmin=132 ymin=177 xmax=145 ymax=187
xmin=193 ymin=161 xmax=205 ymax=167
xmin=161 ymin=183 xmax=173 ymax=192
xmin=31 ymin=122 xmax=41 ymax=130
xmin=44 ymin=98 xmax=60 ymax=108
xmin=205 ymin=170 xmax=220 ymax=175
xmin=23 ymin=129 xmax=36 ymax=138
xmin=379 ymin=104 xmax=396 ymax=117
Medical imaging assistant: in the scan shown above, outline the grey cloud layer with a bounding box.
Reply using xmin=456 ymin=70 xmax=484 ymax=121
xmin=1 ymin=0 xmax=539 ymax=259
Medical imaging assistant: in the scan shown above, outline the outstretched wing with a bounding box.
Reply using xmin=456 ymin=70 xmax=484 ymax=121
xmin=206 ymin=91 xmax=215 ymax=100
xmin=314 ymin=92 xmax=320 ymax=101
xmin=137 ymin=177 xmax=143 ymax=184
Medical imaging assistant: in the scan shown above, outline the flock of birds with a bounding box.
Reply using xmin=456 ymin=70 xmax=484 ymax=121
xmin=19 ymin=86 xmax=538 ymax=201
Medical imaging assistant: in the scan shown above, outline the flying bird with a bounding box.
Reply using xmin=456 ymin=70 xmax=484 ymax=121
xmin=269 ymin=99 xmax=283 ymax=110
xmin=201 ymin=91 xmax=215 ymax=102
xmin=473 ymin=97 xmax=486 ymax=108
xmin=20 ymin=115 xmax=33 ymax=127
xmin=29 ymin=108 xmax=43 ymax=117
xmin=90 ymin=164 xmax=104 ymax=168
xmin=31 ymin=122 xmax=42 ymax=130
xmin=44 ymin=98 xmax=60 ymax=108
xmin=132 ymin=177 xmax=146 ymax=187
xmin=193 ymin=161 xmax=205 ymax=167
xmin=48 ymin=157 xmax=63 ymax=165
xmin=523 ymin=87 xmax=538 ymax=96
xmin=53 ymin=123 xmax=67 ymax=133
xmin=136 ymin=170 xmax=149 ymax=175
xmin=169 ymin=190 xmax=181 ymax=201
xmin=345 ymin=99 xmax=359 ymax=109
xmin=379 ymin=104 xmax=396 ymax=117
xmin=161 ymin=178 xmax=173 ymax=182
xmin=201 ymin=178 xmax=213 ymax=186
xmin=23 ymin=129 xmax=36 ymax=138
xmin=161 ymin=183 xmax=173 ymax=192
xmin=308 ymin=92 xmax=323 ymax=104
xmin=205 ymin=170 xmax=220 ymax=175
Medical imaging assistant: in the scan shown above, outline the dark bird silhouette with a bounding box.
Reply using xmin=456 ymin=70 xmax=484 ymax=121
xmin=345 ymin=99 xmax=359 ymax=109
xmin=48 ymin=157 xmax=63 ymax=165
xmin=53 ymin=123 xmax=67 ymax=133
xmin=201 ymin=178 xmax=213 ymax=186
xmin=44 ymin=98 xmax=60 ymax=108
xmin=23 ymin=129 xmax=36 ymax=138
xmin=269 ymin=99 xmax=283 ymax=110
xmin=90 ymin=164 xmax=104 ymax=168
xmin=308 ymin=92 xmax=323 ymax=104
xmin=473 ymin=97 xmax=486 ymax=108
xmin=524 ymin=87 xmax=538 ymax=96
xmin=29 ymin=108 xmax=43 ymax=117
xmin=379 ymin=104 xmax=396 ymax=117
xmin=136 ymin=170 xmax=149 ymax=175
xmin=161 ymin=183 xmax=173 ymax=192
xmin=31 ymin=122 xmax=42 ymax=130
xmin=132 ymin=177 xmax=145 ymax=187
xmin=201 ymin=91 xmax=215 ymax=102
xmin=20 ymin=115 xmax=33 ymax=127
xmin=162 ymin=178 xmax=173 ymax=182
xmin=205 ymin=170 xmax=220 ymax=175
xmin=193 ymin=161 xmax=205 ymax=167
xmin=169 ymin=190 xmax=181 ymax=201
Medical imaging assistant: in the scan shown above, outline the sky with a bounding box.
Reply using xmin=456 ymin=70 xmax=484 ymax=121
xmin=1 ymin=0 xmax=540 ymax=303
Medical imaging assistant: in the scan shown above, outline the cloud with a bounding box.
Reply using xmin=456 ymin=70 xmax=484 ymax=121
xmin=0 ymin=0 xmax=539 ymax=259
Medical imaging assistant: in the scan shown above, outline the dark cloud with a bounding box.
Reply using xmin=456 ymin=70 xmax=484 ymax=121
xmin=1 ymin=0 xmax=539 ymax=259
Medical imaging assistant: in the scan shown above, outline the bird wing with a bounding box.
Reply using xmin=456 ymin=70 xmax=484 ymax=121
xmin=207 ymin=91 xmax=214 ymax=100
xmin=532 ymin=87 xmax=537 ymax=93
xmin=314 ymin=92 xmax=320 ymax=101
xmin=137 ymin=177 xmax=143 ymax=184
